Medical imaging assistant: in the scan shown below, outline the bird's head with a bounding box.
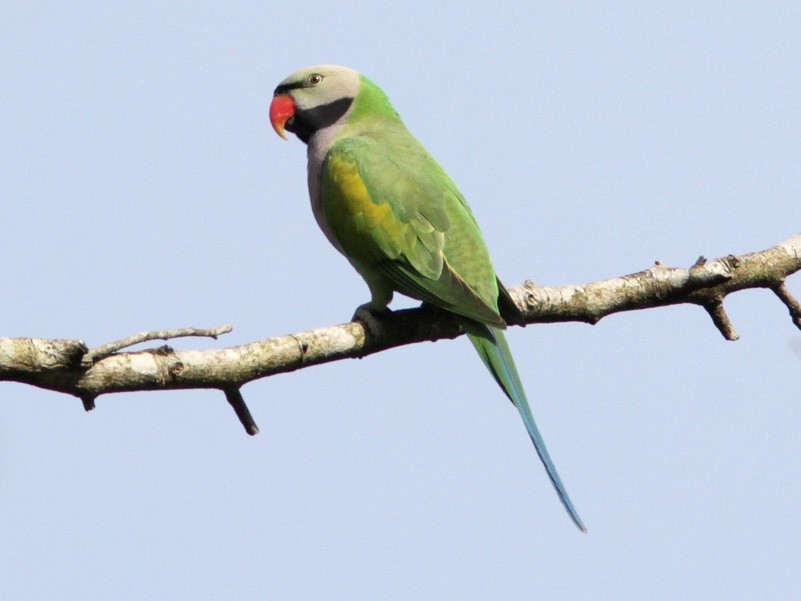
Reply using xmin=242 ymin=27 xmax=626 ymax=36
xmin=270 ymin=65 xmax=360 ymax=144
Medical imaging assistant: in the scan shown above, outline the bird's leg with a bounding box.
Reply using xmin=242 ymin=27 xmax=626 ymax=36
xmin=351 ymin=302 xmax=392 ymax=340
xmin=352 ymin=301 xmax=391 ymax=320
xmin=352 ymin=282 xmax=394 ymax=339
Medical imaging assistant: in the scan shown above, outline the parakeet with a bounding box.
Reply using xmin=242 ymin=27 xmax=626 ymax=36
xmin=270 ymin=65 xmax=585 ymax=530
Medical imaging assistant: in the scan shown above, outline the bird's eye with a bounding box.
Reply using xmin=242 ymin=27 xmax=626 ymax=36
xmin=307 ymin=73 xmax=323 ymax=86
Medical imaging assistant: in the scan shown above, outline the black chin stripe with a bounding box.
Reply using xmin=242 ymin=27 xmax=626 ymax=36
xmin=286 ymin=96 xmax=354 ymax=144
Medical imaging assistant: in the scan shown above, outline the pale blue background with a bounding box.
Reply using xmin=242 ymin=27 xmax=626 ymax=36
xmin=2 ymin=2 xmax=800 ymax=599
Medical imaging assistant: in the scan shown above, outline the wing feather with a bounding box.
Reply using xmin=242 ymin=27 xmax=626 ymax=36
xmin=321 ymin=130 xmax=506 ymax=327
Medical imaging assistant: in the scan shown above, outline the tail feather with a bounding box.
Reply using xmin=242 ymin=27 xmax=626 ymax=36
xmin=464 ymin=320 xmax=586 ymax=531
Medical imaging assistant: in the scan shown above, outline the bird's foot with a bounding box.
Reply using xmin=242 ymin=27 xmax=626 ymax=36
xmin=352 ymin=303 xmax=392 ymax=340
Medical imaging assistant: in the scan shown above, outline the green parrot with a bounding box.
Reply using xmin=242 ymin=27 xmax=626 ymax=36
xmin=270 ymin=65 xmax=584 ymax=530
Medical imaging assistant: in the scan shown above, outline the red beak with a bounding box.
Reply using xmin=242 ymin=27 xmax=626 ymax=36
xmin=269 ymin=95 xmax=296 ymax=140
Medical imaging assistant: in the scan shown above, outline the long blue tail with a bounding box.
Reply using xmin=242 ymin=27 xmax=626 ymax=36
xmin=464 ymin=320 xmax=586 ymax=531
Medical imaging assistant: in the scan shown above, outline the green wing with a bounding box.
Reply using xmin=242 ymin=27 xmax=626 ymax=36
xmin=321 ymin=129 xmax=507 ymax=327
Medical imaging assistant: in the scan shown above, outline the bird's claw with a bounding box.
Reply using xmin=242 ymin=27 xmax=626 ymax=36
xmin=352 ymin=303 xmax=392 ymax=340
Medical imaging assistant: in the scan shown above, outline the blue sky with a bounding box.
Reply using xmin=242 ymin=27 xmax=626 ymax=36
xmin=1 ymin=3 xmax=800 ymax=599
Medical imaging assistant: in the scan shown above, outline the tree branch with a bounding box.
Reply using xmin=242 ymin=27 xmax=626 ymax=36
xmin=82 ymin=324 xmax=233 ymax=366
xmin=2 ymin=232 xmax=799 ymax=433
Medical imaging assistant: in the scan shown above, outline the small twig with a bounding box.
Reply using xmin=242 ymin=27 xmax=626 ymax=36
xmin=224 ymin=387 xmax=259 ymax=435
xmin=772 ymin=282 xmax=801 ymax=330
xmin=83 ymin=325 xmax=233 ymax=366
xmin=80 ymin=393 xmax=96 ymax=412
xmin=702 ymin=300 xmax=740 ymax=341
